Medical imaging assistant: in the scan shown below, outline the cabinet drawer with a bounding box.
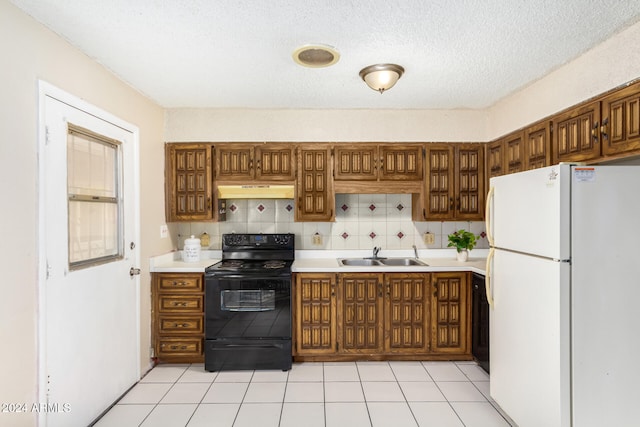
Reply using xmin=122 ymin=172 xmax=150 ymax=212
xmin=158 ymin=295 xmax=203 ymax=312
xmin=157 ymin=337 xmax=202 ymax=358
xmin=158 ymin=315 xmax=203 ymax=334
xmin=158 ymin=275 xmax=203 ymax=292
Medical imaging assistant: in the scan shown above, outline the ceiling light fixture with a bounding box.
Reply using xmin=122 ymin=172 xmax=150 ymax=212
xmin=292 ymin=44 xmax=340 ymax=68
xmin=359 ymin=63 xmax=405 ymax=94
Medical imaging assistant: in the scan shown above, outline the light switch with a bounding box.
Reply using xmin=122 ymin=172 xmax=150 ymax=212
xmin=160 ymin=224 xmax=168 ymax=238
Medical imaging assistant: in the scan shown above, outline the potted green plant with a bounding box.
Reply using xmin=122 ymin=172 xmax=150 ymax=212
xmin=447 ymin=229 xmax=478 ymax=262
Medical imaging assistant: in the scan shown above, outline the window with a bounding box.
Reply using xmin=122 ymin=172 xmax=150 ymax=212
xmin=67 ymin=125 xmax=123 ymax=269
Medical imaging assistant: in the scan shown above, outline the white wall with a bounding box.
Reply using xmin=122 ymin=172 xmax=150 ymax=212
xmin=165 ymin=108 xmax=489 ymax=142
xmin=488 ymin=20 xmax=640 ymax=139
xmin=0 ymin=2 xmax=168 ymax=426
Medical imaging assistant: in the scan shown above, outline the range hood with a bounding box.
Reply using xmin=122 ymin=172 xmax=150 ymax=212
xmin=217 ymin=185 xmax=295 ymax=199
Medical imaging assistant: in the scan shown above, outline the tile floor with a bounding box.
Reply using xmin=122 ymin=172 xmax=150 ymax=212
xmin=93 ymin=361 xmax=515 ymax=427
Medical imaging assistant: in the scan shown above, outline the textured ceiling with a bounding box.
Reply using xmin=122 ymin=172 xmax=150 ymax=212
xmin=10 ymin=0 xmax=640 ymax=109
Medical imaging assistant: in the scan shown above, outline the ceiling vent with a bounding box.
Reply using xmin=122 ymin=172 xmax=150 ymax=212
xmin=292 ymin=44 xmax=340 ymax=68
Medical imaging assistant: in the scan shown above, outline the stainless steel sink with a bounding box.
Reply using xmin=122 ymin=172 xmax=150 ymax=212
xmin=380 ymin=258 xmax=427 ymax=266
xmin=338 ymin=258 xmax=427 ymax=267
xmin=339 ymin=258 xmax=383 ymax=266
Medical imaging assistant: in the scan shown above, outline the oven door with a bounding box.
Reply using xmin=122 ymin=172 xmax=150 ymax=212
xmin=205 ymin=274 xmax=291 ymax=340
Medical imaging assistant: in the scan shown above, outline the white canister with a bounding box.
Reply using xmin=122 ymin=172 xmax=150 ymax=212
xmin=182 ymin=235 xmax=201 ymax=262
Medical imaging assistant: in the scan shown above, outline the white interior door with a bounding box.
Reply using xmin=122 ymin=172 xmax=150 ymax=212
xmin=40 ymin=89 xmax=139 ymax=427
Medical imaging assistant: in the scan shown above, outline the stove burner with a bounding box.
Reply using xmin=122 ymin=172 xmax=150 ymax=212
xmin=219 ymin=260 xmax=244 ymax=269
xmin=263 ymin=260 xmax=286 ymax=269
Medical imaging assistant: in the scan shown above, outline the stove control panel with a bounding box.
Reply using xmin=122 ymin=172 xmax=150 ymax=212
xmin=223 ymin=233 xmax=294 ymax=248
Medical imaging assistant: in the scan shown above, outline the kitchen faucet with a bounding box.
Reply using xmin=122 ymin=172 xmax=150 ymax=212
xmin=412 ymin=245 xmax=419 ymax=259
xmin=372 ymin=246 xmax=381 ymax=259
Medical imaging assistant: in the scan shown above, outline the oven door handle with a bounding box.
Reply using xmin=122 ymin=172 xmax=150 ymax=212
xmin=212 ymin=343 xmax=287 ymax=349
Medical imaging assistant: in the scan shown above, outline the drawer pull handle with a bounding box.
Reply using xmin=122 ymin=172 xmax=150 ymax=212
xmin=168 ymin=345 xmax=187 ymax=350
xmin=172 ymin=281 xmax=187 ymax=286
xmin=161 ymin=343 xmax=189 ymax=351
xmin=172 ymin=302 xmax=188 ymax=307
xmin=173 ymin=323 xmax=189 ymax=328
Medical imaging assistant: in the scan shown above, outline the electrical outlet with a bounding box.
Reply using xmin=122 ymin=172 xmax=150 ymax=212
xmin=313 ymin=233 xmax=322 ymax=245
xmin=423 ymin=232 xmax=435 ymax=245
xmin=160 ymin=224 xmax=168 ymax=238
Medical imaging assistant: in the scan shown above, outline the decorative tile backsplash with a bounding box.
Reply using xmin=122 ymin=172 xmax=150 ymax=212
xmin=176 ymin=194 xmax=489 ymax=251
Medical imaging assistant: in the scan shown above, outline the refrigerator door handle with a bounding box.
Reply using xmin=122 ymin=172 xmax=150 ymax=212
xmin=485 ymin=247 xmax=495 ymax=307
xmin=485 ymin=186 xmax=495 ymax=247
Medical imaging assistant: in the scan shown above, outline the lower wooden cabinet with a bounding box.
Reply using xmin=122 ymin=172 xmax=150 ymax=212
xmin=431 ymin=272 xmax=469 ymax=354
xmin=152 ymin=272 xmax=205 ymax=363
xmin=293 ymin=271 xmax=471 ymax=361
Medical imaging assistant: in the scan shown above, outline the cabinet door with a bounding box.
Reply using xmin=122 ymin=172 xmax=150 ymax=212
xmin=334 ymin=145 xmax=378 ymax=181
xmin=294 ymin=274 xmax=337 ymax=355
xmin=255 ymin=143 xmax=295 ymax=180
xmin=384 ymin=273 xmax=429 ymax=353
xmin=504 ymin=131 xmax=525 ymax=174
xmin=425 ymin=145 xmax=454 ymax=219
xmin=455 ymin=144 xmax=484 ymax=220
xmin=486 ymin=139 xmax=504 ymax=180
xmin=165 ymin=144 xmax=212 ymax=221
xmin=431 ymin=272 xmax=470 ymax=354
xmin=601 ymin=82 xmax=640 ymax=157
xmin=338 ymin=274 xmax=384 ymax=353
xmin=525 ymin=121 xmax=551 ymax=170
xmin=215 ymin=144 xmax=254 ymax=180
xmin=552 ymin=101 xmax=601 ymax=164
xmin=379 ymin=144 xmax=423 ymax=181
xmin=296 ymin=145 xmax=335 ymax=221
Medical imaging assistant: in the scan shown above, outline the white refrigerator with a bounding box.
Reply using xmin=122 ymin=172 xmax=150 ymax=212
xmin=485 ymin=164 xmax=640 ymax=427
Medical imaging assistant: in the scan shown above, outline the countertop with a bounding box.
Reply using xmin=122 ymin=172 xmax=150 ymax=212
xmin=149 ymin=250 xmax=222 ymax=273
xmin=150 ymin=249 xmax=487 ymax=275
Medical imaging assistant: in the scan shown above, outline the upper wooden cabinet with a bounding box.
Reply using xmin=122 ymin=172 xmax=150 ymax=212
xmin=334 ymin=144 xmax=423 ymax=181
xmin=416 ymin=143 xmax=484 ymax=221
xmin=333 ymin=145 xmax=377 ymax=180
xmin=165 ymin=143 xmax=213 ymax=222
xmin=333 ymin=143 xmax=424 ymax=194
xmin=524 ymin=121 xmax=551 ymax=170
xmin=486 ymin=139 xmax=505 ymax=180
xmin=486 ymin=130 xmax=524 ymax=182
xmin=552 ymin=101 xmax=601 ymax=164
xmin=379 ymin=144 xmax=423 ymax=181
xmin=296 ymin=144 xmax=335 ymax=222
xmin=601 ymin=82 xmax=640 ymax=157
xmin=215 ymin=143 xmax=295 ymax=181
xmin=504 ymin=131 xmax=525 ymax=174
